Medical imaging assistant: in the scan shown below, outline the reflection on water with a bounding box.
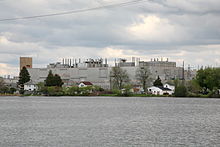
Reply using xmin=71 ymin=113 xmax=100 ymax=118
xmin=0 ymin=96 xmax=220 ymax=147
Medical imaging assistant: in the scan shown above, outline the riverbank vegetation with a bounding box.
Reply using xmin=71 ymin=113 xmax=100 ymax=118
xmin=1 ymin=67 xmax=220 ymax=98
xmin=31 ymin=67 xmax=220 ymax=98
xmin=173 ymin=67 xmax=220 ymax=98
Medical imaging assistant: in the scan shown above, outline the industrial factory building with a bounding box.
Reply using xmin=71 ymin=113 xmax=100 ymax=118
xmin=24 ymin=57 xmax=195 ymax=89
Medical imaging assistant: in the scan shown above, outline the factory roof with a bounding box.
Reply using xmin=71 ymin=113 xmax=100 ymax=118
xmin=24 ymin=80 xmax=38 ymax=85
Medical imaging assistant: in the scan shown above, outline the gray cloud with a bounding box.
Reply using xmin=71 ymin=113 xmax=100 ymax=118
xmin=0 ymin=0 xmax=220 ymax=76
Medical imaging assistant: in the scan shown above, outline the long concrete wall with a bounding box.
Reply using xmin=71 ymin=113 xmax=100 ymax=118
xmin=28 ymin=61 xmax=184 ymax=89
xmin=28 ymin=67 xmax=111 ymax=89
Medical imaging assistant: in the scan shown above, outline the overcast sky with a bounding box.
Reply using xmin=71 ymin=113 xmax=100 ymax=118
xmin=0 ymin=0 xmax=220 ymax=76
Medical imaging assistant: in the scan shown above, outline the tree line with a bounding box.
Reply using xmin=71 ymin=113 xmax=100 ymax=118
xmin=5 ymin=66 xmax=219 ymax=97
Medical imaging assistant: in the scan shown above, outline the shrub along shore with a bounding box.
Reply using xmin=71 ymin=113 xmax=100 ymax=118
xmin=0 ymin=91 xmax=218 ymax=98
xmin=1 ymin=66 xmax=219 ymax=98
xmin=11 ymin=85 xmax=219 ymax=98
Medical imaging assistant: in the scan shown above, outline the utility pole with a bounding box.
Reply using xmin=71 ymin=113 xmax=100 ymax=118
xmin=182 ymin=61 xmax=185 ymax=85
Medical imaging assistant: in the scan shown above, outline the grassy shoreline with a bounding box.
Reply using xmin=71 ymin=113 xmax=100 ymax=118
xmin=1 ymin=93 xmax=219 ymax=99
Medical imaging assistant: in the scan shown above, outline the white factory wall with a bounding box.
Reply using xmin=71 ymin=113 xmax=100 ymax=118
xmin=27 ymin=61 xmax=184 ymax=90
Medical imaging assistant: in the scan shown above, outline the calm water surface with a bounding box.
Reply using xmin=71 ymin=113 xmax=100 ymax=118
xmin=0 ymin=96 xmax=220 ymax=147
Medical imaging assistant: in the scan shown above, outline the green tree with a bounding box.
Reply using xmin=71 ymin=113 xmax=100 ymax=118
xmin=121 ymin=84 xmax=133 ymax=96
xmin=136 ymin=67 xmax=151 ymax=92
xmin=0 ymin=79 xmax=9 ymax=94
xmin=45 ymin=70 xmax=63 ymax=87
xmin=93 ymin=85 xmax=104 ymax=92
xmin=18 ymin=67 xmax=30 ymax=93
xmin=79 ymin=86 xmax=93 ymax=95
xmin=0 ymin=86 xmax=9 ymax=94
xmin=186 ymin=79 xmax=201 ymax=94
xmin=174 ymin=84 xmax=187 ymax=97
xmin=36 ymin=82 xmax=47 ymax=94
xmin=0 ymin=78 xmax=17 ymax=94
xmin=208 ymin=87 xmax=220 ymax=98
xmin=46 ymin=86 xmax=63 ymax=96
xmin=65 ymin=86 xmax=80 ymax=96
xmin=0 ymin=78 xmax=5 ymax=93
xmin=53 ymin=74 xmax=63 ymax=87
xmin=110 ymin=67 xmax=129 ymax=90
xmin=173 ymin=79 xmax=180 ymax=88
xmin=153 ymin=76 xmax=163 ymax=87
xmin=9 ymin=88 xmax=16 ymax=94
xmin=45 ymin=70 xmax=54 ymax=87
xmin=196 ymin=67 xmax=220 ymax=93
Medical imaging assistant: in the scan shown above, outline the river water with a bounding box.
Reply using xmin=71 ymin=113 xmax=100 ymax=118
xmin=0 ymin=96 xmax=220 ymax=147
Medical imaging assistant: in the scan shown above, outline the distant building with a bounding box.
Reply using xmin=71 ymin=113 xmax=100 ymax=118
xmin=139 ymin=59 xmax=183 ymax=80
xmin=148 ymin=86 xmax=174 ymax=95
xmin=20 ymin=57 xmax=32 ymax=70
xmin=132 ymin=85 xmax=144 ymax=94
xmin=3 ymin=76 xmax=19 ymax=89
xmin=78 ymin=81 xmax=93 ymax=88
xmin=26 ymin=57 xmax=196 ymax=90
xmin=118 ymin=58 xmax=135 ymax=67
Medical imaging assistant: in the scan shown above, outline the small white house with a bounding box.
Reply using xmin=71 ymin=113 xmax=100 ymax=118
xmin=24 ymin=81 xmax=38 ymax=91
xmin=148 ymin=86 xmax=164 ymax=95
xmin=78 ymin=81 xmax=93 ymax=88
xmin=147 ymin=86 xmax=174 ymax=95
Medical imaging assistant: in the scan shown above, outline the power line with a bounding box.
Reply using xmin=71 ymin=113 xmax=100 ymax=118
xmin=0 ymin=0 xmax=147 ymax=22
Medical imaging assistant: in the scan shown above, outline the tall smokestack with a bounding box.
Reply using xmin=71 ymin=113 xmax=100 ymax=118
xmin=182 ymin=61 xmax=185 ymax=82
xmin=115 ymin=58 xmax=117 ymax=67
xmin=132 ymin=57 xmax=135 ymax=63
xmin=75 ymin=59 xmax=77 ymax=67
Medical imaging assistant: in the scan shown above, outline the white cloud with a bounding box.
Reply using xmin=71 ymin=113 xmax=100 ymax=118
xmin=0 ymin=36 xmax=9 ymax=44
xmin=99 ymin=45 xmax=220 ymax=68
xmin=0 ymin=63 xmax=18 ymax=76
xmin=127 ymin=15 xmax=188 ymax=42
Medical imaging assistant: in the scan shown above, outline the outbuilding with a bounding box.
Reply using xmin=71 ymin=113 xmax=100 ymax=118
xmin=78 ymin=81 xmax=93 ymax=88
xmin=24 ymin=81 xmax=38 ymax=91
xmin=147 ymin=86 xmax=174 ymax=95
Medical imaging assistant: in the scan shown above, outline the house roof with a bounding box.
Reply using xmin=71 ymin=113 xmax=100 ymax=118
xmin=148 ymin=86 xmax=163 ymax=91
xmin=80 ymin=81 xmax=93 ymax=86
xmin=24 ymin=80 xmax=37 ymax=85
xmin=158 ymin=86 xmax=172 ymax=91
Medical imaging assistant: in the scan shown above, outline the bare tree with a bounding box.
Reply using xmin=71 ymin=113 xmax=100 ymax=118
xmin=136 ymin=67 xmax=151 ymax=92
xmin=110 ymin=67 xmax=129 ymax=90
xmin=0 ymin=77 xmax=5 ymax=89
xmin=0 ymin=77 xmax=8 ymax=94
